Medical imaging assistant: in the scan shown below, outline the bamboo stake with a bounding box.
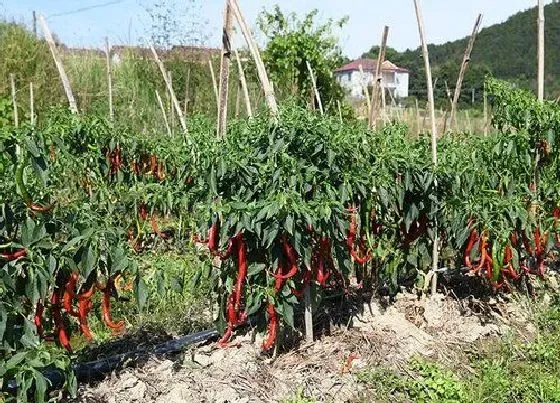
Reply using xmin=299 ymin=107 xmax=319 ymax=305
xmin=217 ymin=2 xmax=233 ymax=138
xmin=183 ymin=68 xmax=191 ymax=116
xmin=39 ymin=15 xmax=78 ymax=114
xmin=235 ymin=80 xmax=241 ymax=118
xmin=415 ymin=98 xmax=421 ymax=136
xmin=228 ymin=0 xmax=278 ymax=115
xmin=466 ymin=109 xmax=472 ymax=134
xmin=306 ymin=61 xmax=323 ymax=115
xmin=30 ymin=82 xmax=35 ymax=126
xmin=369 ymin=26 xmax=390 ymax=128
xmin=358 ymin=64 xmax=371 ymax=112
xmin=10 ymin=74 xmax=18 ymax=128
xmin=337 ymin=100 xmax=343 ymax=123
xmin=208 ymin=59 xmax=219 ymax=111
xmin=168 ymin=71 xmax=174 ymax=132
xmin=235 ymin=49 xmax=252 ymax=117
xmin=105 ymin=37 xmax=114 ymax=121
xmin=413 ymin=0 xmax=439 ymax=295
xmin=483 ymin=82 xmax=488 ymax=137
xmin=450 ymin=14 xmax=483 ymax=129
xmin=303 ymin=286 xmax=313 ymax=343
xmin=538 ymin=0 xmax=545 ymax=101
xmin=149 ymin=45 xmax=189 ymax=138
xmin=155 ymin=90 xmax=172 ymax=137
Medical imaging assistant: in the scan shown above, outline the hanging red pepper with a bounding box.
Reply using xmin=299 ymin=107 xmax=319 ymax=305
xmin=51 ymin=288 xmax=72 ymax=352
xmin=262 ymin=302 xmax=278 ymax=351
xmin=0 ymin=249 xmax=27 ymax=261
xmin=347 ymin=208 xmax=372 ymax=265
xmin=34 ymin=301 xmax=44 ymax=338
xmin=208 ymin=220 xmax=220 ymax=255
xmin=101 ymin=286 xmax=124 ymax=331
xmin=464 ymin=229 xmax=479 ymax=269
xmin=77 ymin=286 xmax=95 ymax=342
xmin=63 ymin=272 xmax=79 ymax=317
xmin=234 ymin=233 xmax=247 ymax=312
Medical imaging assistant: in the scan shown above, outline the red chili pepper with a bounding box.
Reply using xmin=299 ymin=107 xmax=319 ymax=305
xmin=464 ymin=229 xmax=479 ymax=269
xmin=34 ymin=301 xmax=44 ymax=338
xmin=347 ymin=208 xmax=372 ymax=265
xmin=234 ymin=233 xmax=247 ymax=312
xmin=292 ymin=269 xmax=311 ymax=298
xmin=101 ymin=287 xmax=124 ymax=331
xmin=208 ymin=221 xmax=220 ymax=255
xmin=51 ymin=289 xmax=72 ymax=352
xmin=219 ymin=236 xmax=238 ymax=260
xmin=63 ymin=272 xmax=79 ymax=317
xmin=77 ymin=286 xmax=95 ymax=342
xmin=138 ymin=202 xmax=148 ymax=221
xmin=316 ymin=238 xmax=332 ymax=286
xmin=0 ymin=249 xmax=27 ymax=262
xmin=262 ymin=302 xmax=278 ymax=351
xmin=28 ymin=202 xmax=56 ymax=213
xmin=273 ymin=237 xmax=298 ymax=282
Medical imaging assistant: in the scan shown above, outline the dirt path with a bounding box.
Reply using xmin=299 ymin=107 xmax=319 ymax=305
xmin=73 ymin=292 xmax=534 ymax=403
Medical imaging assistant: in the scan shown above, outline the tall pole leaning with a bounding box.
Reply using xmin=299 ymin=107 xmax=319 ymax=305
xmin=235 ymin=49 xmax=252 ymax=117
xmin=369 ymin=26 xmax=390 ymax=128
xmin=537 ymin=0 xmax=545 ymax=102
xmin=105 ymin=37 xmax=114 ymax=121
xmin=228 ymin=0 xmax=278 ymax=116
xmin=39 ymin=15 xmax=78 ymax=114
xmin=413 ymin=0 xmax=439 ymax=294
xmin=217 ymin=2 xmax=233 ymax=138
xmin=450 ymin=14 xmax=483 ymax=129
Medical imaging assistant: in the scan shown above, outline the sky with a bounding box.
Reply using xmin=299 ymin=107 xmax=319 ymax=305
xmin=1 ymin=0 xmax=555 ymax=58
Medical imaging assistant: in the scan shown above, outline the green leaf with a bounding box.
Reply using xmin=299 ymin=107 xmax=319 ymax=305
xmin=135 ymin=276 xmax=148 ymax=312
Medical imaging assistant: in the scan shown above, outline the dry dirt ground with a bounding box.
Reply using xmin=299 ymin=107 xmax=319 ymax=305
xmin=72 ymin=291 xmax=536 ymax=403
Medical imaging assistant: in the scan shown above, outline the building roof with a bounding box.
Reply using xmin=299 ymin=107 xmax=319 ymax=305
xmin=335 ymin=58 xmax=409 ymax=74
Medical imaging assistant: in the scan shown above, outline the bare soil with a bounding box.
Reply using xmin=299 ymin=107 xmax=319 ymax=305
xmin=72 ymin=291 xmax=535 ymax=403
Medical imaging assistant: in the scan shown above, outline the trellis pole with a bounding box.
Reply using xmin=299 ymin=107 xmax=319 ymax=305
xmin=537 ymin=0 xmax=545 ymax=102
xmin=105 ymin=37 xmax=114 ymax=121
xmin=217 ymin=1 xmax=233 ymax=137
xmin=208 ymin=59 xmax=219 ymax=111
xmin=10 ymin=74 xmax=18 ymax=128
xmin=228 ymin=0 xmax=278 ymax=116
xmin=369 ymin=26 xmax=389 ymax=128
xmin=413 ymin=0 xmax=439 ymax=295
xmin=235 ymin=49 xmax=252 ymax=117
xmin=30 ymin=82 xmax=35 ymax=126
xmin=358 ymin=64 xmax=371 ymax=112
xmin=306 ymin=61 xmax=324 ymax=115
xmin=149 ymin=45 xmax=189 ymax=140
xmin=450 ymin=14 xmax=483 ymax=129
xmin=39 ymin=15 xmax=78 ymax=113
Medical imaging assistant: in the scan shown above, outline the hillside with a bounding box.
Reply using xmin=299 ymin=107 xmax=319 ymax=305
xmin=362 ymin=2 xmax=560 ymax=106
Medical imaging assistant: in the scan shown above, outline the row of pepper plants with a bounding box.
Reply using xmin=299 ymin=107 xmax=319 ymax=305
xmin=2 ymin=78 xmax=560 ymax=401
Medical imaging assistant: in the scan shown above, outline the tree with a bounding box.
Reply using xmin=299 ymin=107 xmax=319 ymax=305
xmin=257 ymin=6 xmax=348 ymax=111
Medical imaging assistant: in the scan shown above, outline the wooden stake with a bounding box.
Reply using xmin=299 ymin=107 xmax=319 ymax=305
xmin=303 ymin=285 xmax=313 ymax=343
xmin=10 ymin=74 xmax=18 ymax=128
xmin=30 ymin=82 xmax=35 ymax=126
xmin=235 ymin=49 xmax=252 ymax=117
xmin=39 ymin=15 xmax=78 ymax=114
xmin=155 ymin=90 xmax=172 ymax=137
xmin=228 ymin=0 xmax=278 ymax=115
xmin=105 ymin=37 xmax=114 ymax=121
xmin=414 ymin=0 xmax=439 ymax=294
xmin=167 ymin=71 xmax=174 ymax=132
xmin=208 ymin=59 xmax=219 ymax=111
xmin=483 ymin=82 xmax=488 ymax=137
xmin=369 ymin=26 xmax=390 ymax=128
xmin=415 ymin=98 xmax=421 ymax=136
xmin=358 ymin=64 xmax=371 ymax=112
xmin=183 ymin=68 xmax=191 ymax=116
xmin=337 ymin=100 xmax=343 ymax=123
xmin=538 ymin=0 xmax=545 ymax=101
xmin=306 ymin=61 xmax=323 ymax=115
xmin=149 ymin=45 xmax=189 ymax=139
xmin=32 ymin=11 xmax=37 ymax=37
xmin=235 ymin=80 xmax=241 ymax=118
xmin=217 ymin=1 xmax=233 ymax=138
xmin=450 ymin=14 xmax=483 ymax=129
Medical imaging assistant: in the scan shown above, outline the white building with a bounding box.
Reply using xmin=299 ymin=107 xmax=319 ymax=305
xmin=334 ymin=58 xmax=409 ymax=101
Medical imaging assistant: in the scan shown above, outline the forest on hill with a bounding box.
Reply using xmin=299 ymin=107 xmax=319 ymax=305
xmin=362 ymin=1 xmax=560 ymax=107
